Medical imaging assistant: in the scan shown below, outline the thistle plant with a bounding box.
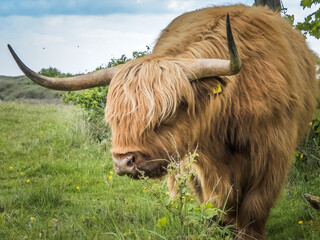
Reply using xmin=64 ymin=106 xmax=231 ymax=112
xmin=138 ymin=148 xmax=234 ymax=239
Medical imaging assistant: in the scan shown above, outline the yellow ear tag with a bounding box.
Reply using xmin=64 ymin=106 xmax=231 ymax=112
xmin=212 ymin=82 xmax=222 ymax=94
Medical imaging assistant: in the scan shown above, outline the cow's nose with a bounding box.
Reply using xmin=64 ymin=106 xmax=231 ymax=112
xmin=112 ymin=154 xmax=136 ymax=176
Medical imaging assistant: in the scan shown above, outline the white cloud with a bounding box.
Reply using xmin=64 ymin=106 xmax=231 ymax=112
xmin=167 ymin=0 xmax=215 ymax=11
xmin=168 ymin=0 xmax=190 ymax=11
xmin=1 ymin=14 xmax=175 ymax=76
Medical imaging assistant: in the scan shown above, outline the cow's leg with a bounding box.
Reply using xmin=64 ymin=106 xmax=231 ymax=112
xmin=235 ymin=170 xmax=286 ymax=240
xmin=236 ymin=190 xmax=271 ymax=240
xmin=191 ymin=174 xmax=204 ymax=202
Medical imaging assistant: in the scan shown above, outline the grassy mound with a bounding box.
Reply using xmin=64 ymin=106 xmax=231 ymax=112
xmin=0 ymin=75 xmax=62 ymax=102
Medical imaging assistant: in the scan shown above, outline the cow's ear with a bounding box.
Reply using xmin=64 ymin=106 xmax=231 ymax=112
xmin=191 ymin=76 xmax=226 ymax=98
xmin=212 ymin=81 xmax=223 ymax=95
xmin=211 ymin=77 xmax=227 ymax=96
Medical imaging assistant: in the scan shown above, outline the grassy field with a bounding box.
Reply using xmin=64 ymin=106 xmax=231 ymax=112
xmin=0 ymin=101 xmax=319 ymax=239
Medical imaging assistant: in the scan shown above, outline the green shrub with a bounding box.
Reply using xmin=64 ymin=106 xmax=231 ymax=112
xmin=291 ymin=111 xmax=320 ymax=193
xmin=39 ymin=67 xmax=73 ymax=78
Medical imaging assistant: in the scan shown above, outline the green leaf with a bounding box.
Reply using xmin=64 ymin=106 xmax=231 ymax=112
xmin=205 ymin=203 xmax=213 ymax=209
xmin=301 ymin=0 xmax=313 ymax=8
xmin=285 ymin=15 xmax=295 ymax=25
xmin=204 ymin=208 xmax=219 ymax=218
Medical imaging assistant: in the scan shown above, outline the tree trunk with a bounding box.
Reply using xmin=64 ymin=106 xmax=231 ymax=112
xmin=255 ymin=0 xmax=281 ymax=12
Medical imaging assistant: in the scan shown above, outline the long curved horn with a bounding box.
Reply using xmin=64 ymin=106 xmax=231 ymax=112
xmin=8 ymin=44 xmax=115 ymax=91
xmin=186 ymin=13 xmax=242 ymax=80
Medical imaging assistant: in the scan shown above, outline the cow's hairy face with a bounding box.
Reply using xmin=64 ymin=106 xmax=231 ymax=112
xmin=105 ymin=57 xmax=196 ymax=178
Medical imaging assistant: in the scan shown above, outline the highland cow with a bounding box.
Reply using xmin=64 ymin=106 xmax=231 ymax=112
xmin=8 ymin=5 xmax=318 ymax=239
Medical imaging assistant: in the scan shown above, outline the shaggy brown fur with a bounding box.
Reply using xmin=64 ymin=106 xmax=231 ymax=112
xmin=106 ymin=5 xmax=318 ymax=239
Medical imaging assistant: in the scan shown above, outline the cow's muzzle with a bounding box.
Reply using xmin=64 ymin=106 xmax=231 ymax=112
xmin=112 ymin=154 xmax=137 ymax=176
xmin=112 ymin=151 xmax=169 ymax=179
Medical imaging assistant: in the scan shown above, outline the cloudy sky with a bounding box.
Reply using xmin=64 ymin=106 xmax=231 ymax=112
xmin=1 ymin=0 xmax=319 ymax=76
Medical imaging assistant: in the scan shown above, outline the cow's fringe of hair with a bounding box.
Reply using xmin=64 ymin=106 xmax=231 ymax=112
xmin=105 ymin=57 xmax=196 ymax=137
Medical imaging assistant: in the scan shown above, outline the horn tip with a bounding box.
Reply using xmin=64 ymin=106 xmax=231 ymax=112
xmin=226 ymin=13 xmax=231 ymax=29
xmin=7 ymin=44 xmax=16 ymax=57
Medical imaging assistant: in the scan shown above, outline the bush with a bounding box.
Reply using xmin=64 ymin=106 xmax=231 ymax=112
xmin=39 ymin=67 xmax=73 ymax=78
xmin=290 ymin=111 xmax=320 ymax=192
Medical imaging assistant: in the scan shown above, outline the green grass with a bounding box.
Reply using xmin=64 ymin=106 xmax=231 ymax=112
xmin=0 ymin=101 xmax=319 ymax=239
xmin=0 ymin=101 xmax=214 ymax=240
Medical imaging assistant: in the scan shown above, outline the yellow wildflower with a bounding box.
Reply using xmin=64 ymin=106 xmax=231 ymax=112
xmin=30 ymin=217 xmax=34 ymax=221
xmin=300 ymin=154 xmax=303 ymax=159
xmin=166 ymin=191 xmax=170 ymax=195
xmin=144 ymin=187 xmax=147 ymax=190
xmin=110 ymin=171 xmax=114 ymax=175
xmin=309 ymin=122 xmax=313 ymax=126
xmin=9 ymin=166 xmax=13 ymax=170
xmin=157 ymin=217 xmax=167 ymax=227
xmin=26 ymin=179 xmax=30 ymax=183
xmin=76 ymin=186 xmax=80 ymax=190
xmin=20 ymin=172 xmax=23 ymax=175
xmin=108 ymin=176 xmax=112 ymax=179
xmin=298 ymin=221 xmax=303 ymax=224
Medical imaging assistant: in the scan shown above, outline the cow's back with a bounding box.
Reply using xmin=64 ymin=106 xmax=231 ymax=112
xmin=153 ymin=4 xmax=318 ymax=143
